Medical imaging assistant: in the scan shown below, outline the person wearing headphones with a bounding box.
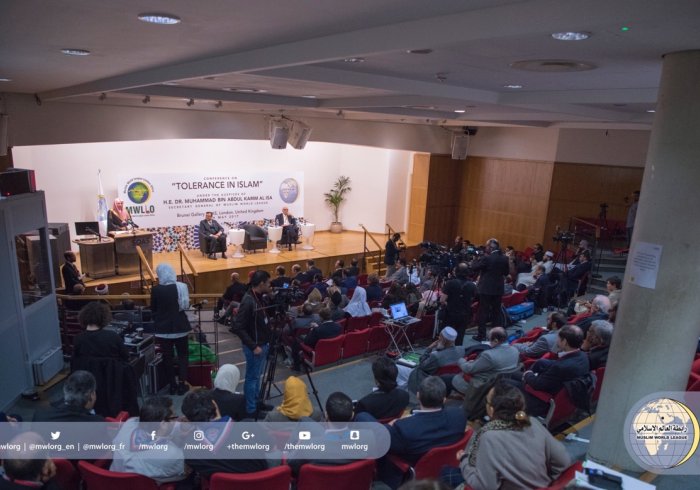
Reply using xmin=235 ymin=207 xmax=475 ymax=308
xmin=470 ymin=238 xmax=510 ymax=341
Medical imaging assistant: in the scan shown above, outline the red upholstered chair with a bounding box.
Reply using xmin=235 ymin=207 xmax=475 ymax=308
xmin=523 ymin=350 xmax=555 ymax=370
xmin=414 ymin=314 xmax=436 ymax=342
xmin=534 ymin=461 xmax=583 ymax=489
xmin=435 ymin=364 xmax=461 ymax=376
xmin=368 ymin=325 xmax=391 ymax=352
xmin=209 ymin=466 xmax=291 ymax=490
xmin=511 ymin=326 xmax=547 ymax=345
xmin=357 ymin=274 xmax=368 ymax=286
xmin=342 ymin=328 xmax=370 ymax=358
xmin=297 ymin=459 xmax=375 ymax=490
xmin=369 ymin=311 xmax=384 ymax=326
xmin=591 ymin=366 xmax=606 ymax=403
xmin=688 ymin=378 xmax=700 ymax=392
xmin=346 ymin=315 xmax=370 ymax=332
xmin=301 ymin=335 xmax=344 ymax=368
xmin=337 ymin=318 xmax=347 ymax=333
xmin=368 ymin=299 xmax=383 ymax=309
xmin=501 ymin=293 xmax=516 ymax=308
xmin=78 ymin=461 xmax=176 ymax=490
xmin=686 ymin=357 xmax=700 ymax=390
xmin=522 ymin=247 xmax=534 ymax=261
xmin=54 ymin=459 xmax=80 ymax=490
xmin=525 ymin=385 xmax=577 ymax=430
xmin=388 ymin=428 xmax=474 ymax=481
xmin=105 ymin=410 xmax=129 ymax=423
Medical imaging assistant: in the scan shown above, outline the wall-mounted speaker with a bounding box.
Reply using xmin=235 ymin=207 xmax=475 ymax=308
xmin=0 ymin=168 xmax=36 ymax=196
xmin=288 ymin=121 xmax=312 ymax=149
xmin=269 ymin=120 xmax=289 ymax=149
xmin=451 ymin=134 xmax=469 ymax=160
xmin=0 ymin=114 xmax=8 ymax=157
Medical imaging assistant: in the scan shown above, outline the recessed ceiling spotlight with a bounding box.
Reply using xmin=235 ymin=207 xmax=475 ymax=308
xmin=0 ymin=78 xmax=11 ymax=82
xmin=454 ymin=109 xmax=466 ymax=113
xmin=647 ymin=109 xmax=656 ymax=113
xmin=551 ymin=31 xmax=590 ymax=41
xmin=61 ymin=48 xmax=91 ymax=56
xmin=301 ymin=95 xmax=317 ymax=99
xmin=163 ymin=81 xmax=179 ymax=86
xmin=504 ymin=84 xmax=523 ymax=89
xmin=137 ymin=13 xmax=181 ymax=25
xmin=343 ymin=57 xmax=365 ymax=63
xmin=406 ymin=48 xmax=433 ymax=55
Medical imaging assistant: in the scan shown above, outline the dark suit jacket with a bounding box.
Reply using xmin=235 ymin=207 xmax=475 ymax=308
xmin=385 ymin=239 xmax=399 ymax=265
xmin=303 ymin=320 xmax=342 ymax=348
xmin=355 ymin=388 xmax=409 ymax=420
xmin=275 ymin=213 xmax=297 ymax=227
xmin=386 ymin=407 xmax=467 ymax=465
xmin=150 ymin=284 xmax=191 ymax=335
xmin=588 ymin=346 xmax=609 ymax=370
xmin=524 ymin=350 xmax=590 ymax=395
xmin=566 ymin=260 xmax=592 ymax=282
xmin=199 ymin=219 xmax=225 ymax=236
xmin=61 ymin=262 xmax=84 ymax=293
xmin=575 ymin=311 xmax=608 ymax=336
xmin=472 ymin=252 xmax=510 ymax=296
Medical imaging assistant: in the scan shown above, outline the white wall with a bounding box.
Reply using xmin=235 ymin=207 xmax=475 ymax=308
xmin=12 ymin=139 xmax=410 ymax=240
xmin=555 ymin=128 xmax=649 ymax=167
xmin=469 ymin=127 xmax=560 ymax=162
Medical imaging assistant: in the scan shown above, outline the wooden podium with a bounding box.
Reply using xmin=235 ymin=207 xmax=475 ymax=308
xmin=112 ymin=231 xmax=153 ymax=275
xmin=76 ymin=238 xmax=116 ymax=278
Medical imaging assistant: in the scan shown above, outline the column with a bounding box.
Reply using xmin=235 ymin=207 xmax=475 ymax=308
xmin=588 ymin=50 xmax=700 ymax=469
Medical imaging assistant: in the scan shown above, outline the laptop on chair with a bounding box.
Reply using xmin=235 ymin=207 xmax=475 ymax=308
xmin=389 ymin=302 xmax=420 ymax=325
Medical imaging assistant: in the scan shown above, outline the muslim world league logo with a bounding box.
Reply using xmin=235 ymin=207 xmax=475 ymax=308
xmin=279 ymin=178 xmax=299 ymax=204
xmin=627 ymin=397 xmax=700 ymax=470
xmin=123 ymin=178 xmax=155 ymax=216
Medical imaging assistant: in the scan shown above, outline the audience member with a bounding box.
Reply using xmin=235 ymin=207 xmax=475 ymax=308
xmin=216 ymin=272 xmax=247 ymax=325
xmin=582 ymin=320 xmax=613 ymax=370
xmin=344 ymin=286 xmax=372 ymax=317
xmin=449 ymin=381 xmax=570 ymax=490
xmin=447 ymin=327 xmax=519 ymax=398
xmin=33 ymin=371 xmax=103 ymax=422
xmin=397 ymin=327 xmax=463 ymax=392
xmin=365 ymin=274 xmax=384 ymax=302
xmin=271 ymin=265 xmax=292 ymax=288
xmin=513 ymin=312 xmax=566 ymax=359
xmin=111 ymin=397 xmax=187 ymax=484
xmin=264 ymin=376 xmax=322 ymax=422
xmin=72 ymin=301 xmax=128 ymax=364
xmin=181 ymin=389 xmax=267 ymax=476
xmin=532 ymin=243 xmax=545 ymax=262
xmin=355 ymin=357 xmax=409 ymax=420
xmin=151 ymin=263 xmax=191 ymax=396
xmin=383 ymin=283 xmax=408 ymax=309
xmin=574 ymin=294 xmax=611 ymax=336
xmin=440 ymin=263 xmax=476 ymax=346
xmin=606 ymin=275 xmax=622 ymax=306
xmin=303 ymin=260 xmax=323 ymax=284
xmin=385 ymin=233 xmax=402 ymax=278
xmin=291 ymin=308 xmax=342 ymax=371
xmin=304 ymin=274 xmax=328 ymax=299
xmin=291 ymin=264 xmax=305 ymax=283
xmin=211 ymin=364 xmax=247 ymax=421
xmin=0 ymin=433 xmax=58 ymax=490
xmin=388 ymin=258 xmax=410 ymax=285
xmin=346 ymin=258 xmax=360 ymax=277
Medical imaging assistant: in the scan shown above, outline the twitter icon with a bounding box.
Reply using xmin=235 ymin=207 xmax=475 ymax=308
xmin=50 ymin=431 xmax=60 ymax=441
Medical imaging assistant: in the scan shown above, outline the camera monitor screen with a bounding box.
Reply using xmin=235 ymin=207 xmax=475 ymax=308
xmin=74 ymin=221 xmax=99 ymax=236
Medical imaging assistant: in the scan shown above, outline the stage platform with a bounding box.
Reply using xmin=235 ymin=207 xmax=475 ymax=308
xmin=75 ymin=230 xmax=418 ymax=296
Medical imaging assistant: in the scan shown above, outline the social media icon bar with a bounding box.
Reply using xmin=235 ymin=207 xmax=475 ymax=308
xmin=299 ymin=431 xmax=311 ymax=440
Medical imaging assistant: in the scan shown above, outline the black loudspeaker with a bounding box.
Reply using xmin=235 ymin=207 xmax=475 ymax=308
xmin=0 ymin=168 xmax=36 ymax=196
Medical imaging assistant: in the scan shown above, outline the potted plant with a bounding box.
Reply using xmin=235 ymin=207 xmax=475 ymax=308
xmin=324 ymin=176 xmax=352 ymax=233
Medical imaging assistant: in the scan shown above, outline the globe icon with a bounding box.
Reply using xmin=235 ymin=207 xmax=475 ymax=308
xmin=279 ymin=178 xmax=299 ymax=204
xmin=627 ymin=398 xmax=699 ymax=469
xmin=127 ymin=181 xmax=150 ymax=204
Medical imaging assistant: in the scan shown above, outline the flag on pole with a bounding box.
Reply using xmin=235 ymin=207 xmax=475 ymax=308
xmin=97 ymin=169 xmax=108 ymax=237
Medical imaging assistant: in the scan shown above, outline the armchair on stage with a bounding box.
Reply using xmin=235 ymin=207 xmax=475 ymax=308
xmin=242 ymin=223 xmax=268 ymax=253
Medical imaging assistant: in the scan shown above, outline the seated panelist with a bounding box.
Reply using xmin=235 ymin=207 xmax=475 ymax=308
xmin=275 ymin=206 xmax=299 ymax=244
xmin=200 ymin=211 xmax=227 ymax=259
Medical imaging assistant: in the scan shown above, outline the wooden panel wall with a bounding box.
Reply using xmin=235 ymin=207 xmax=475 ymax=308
xmin=544 ymin=162 xmax=644 ymax=251
xmin=424 ymin=155 xmax=464 ymax=245
xmin=456 ymin=157 xmax=554 ymax=251
xmin=407 ymin=153 xmax=430 ymax=243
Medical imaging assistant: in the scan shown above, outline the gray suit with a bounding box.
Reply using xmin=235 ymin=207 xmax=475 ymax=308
xmin=406 ymin=345 xmax=465 ymax=393
xmin=452 ymin=344 xmax=520 ymax=394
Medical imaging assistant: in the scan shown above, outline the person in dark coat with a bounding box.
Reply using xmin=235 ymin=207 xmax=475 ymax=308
xmin=291 ymin=308 xmax=342 ymax=371
xmin=199 ymin=211 xmax=227 ymax=259
xmin=384 ymin=233 xmax=401 ymax=278
xmin=61 ymin=251 xmax=85 ymax=294
xmin=151 ymin=263 xmax=191 ymax=396
xmin=72 ymin=301 xmax=129 ymax=363
xmin=211 ymin=364 xmax=247 ymax=421
xmin=355 ymin=357 xmax=409 ymax=420
xmin=470 ymin=238 xmax=510 ymax=341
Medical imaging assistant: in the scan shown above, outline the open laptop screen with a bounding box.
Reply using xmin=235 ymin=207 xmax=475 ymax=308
xmin=390 ymin=302 xmax=409 ymax=319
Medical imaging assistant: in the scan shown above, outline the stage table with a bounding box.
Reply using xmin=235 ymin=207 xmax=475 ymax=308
xmin=267 ymin=226 xmax=283 ymax=254
xmin=111 ymin=230 xmax=153 ymax=275
xmin=228 ymin=228 xmax=245 ymax=258
xmin=300 ymin=223 xmax=316 ymax=250
xmin=76 ymin=238 xmax=115 ymax=279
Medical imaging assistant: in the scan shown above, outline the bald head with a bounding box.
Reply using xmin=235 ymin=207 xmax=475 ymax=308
xmin=489 ymin=327 xmax=507 ymax=345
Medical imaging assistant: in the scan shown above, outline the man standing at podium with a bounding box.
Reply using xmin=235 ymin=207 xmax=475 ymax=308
xmin=275 ymin=206 xmax=299 ymax=247
xmin=200 ymin=211 xmax=227 ymax=260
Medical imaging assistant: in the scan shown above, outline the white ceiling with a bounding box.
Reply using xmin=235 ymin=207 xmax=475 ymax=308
xmin=2 ymin=0 xmax=700 ymax=130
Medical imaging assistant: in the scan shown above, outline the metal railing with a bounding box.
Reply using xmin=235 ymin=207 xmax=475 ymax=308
xmin=359 ymin=223 xmax=383 ymax=275
xmin=135 ymin=245 xmax=156 ymax=293
xmin=178 ymin=243 xmax=199 ymax=292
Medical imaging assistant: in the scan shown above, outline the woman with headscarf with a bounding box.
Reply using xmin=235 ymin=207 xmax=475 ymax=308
xmin=343 ymin=286 xmax=371 ymax=318
xmin=151 ymin=263 xmax=191 ymax=395
xmin=264 ymin=376 xmax=322 ymax=422
xmin=446 ymin=380 xmax=570 ymax=490
xmin=211 ymin=364 xmax=247 ymax=421
xmin=108 ymin=198 xmax=134 ymax=232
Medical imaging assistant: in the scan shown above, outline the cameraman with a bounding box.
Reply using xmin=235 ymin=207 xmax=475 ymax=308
xmin=440 ymin=263 xmax=477 ymax=346
xmin=229 ymin=270 xmax=273 ymax=418
xmin=471 ymin=238 xmax=509 ymax=341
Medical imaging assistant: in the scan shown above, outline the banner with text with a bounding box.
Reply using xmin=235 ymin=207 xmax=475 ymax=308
xmin=117 ymin=172 xmax=303 ymax=227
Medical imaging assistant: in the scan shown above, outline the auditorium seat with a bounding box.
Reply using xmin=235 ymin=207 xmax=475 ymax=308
xmin=296 ymin=459 xmax=375 ymax=490
xmin=54 ymin=458 xmax=80 ymax=490
xmin=346 ymin=315 xmax=370 ymax=332
xmin=388 ymin=428 xmax=473 ymax=481
xmin=342 ymin=328 xmax=370 ymax=359
xmin=78 ymin=461 xmax=176 ymax=490
xmin=525 ymin=385 xmax=578 ymax=430
xmin=591 ymin=366 xmax=606 ymax=404
xmin=209 ymin=466 xmax=291 ymax=490
xmin=535 ymin=461 xmax=583 ymax=489
xmin=301 ymin=335 xmax=344 ymax=368
xmin=357 ymin=274 xmax=368 ymax=286
xmin=511 ymin=326 xmax=547 ymax=345
xmin=367 ymin=326 xmax=391 ymax=352
xmin=242 ymin=223 xmax=267 ymax=253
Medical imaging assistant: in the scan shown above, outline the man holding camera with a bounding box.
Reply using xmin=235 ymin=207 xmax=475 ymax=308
xmin=471 ymin=238 xmax=509 ymax=342
xmin=440 ymin=263 xmax=477 ymax=346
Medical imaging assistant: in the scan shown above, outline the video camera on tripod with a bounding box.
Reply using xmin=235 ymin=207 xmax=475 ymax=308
xmin=270 ymin=285 xmax=305 ymax=315
xmin=552 ymin=230 xmax=576 ymax=244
